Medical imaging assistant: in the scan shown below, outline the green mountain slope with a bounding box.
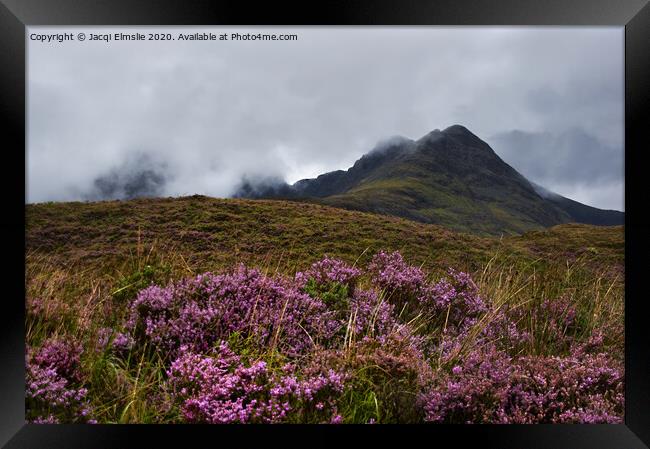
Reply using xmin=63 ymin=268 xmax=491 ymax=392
xmin=236 ymin=125 xmax=624 ymax=236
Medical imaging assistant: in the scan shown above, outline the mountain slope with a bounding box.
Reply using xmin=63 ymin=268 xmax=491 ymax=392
xmin=530 ymin=182 xmax=624 ymax=226
xmin=236 ymin=125 xmax=623 ymax=236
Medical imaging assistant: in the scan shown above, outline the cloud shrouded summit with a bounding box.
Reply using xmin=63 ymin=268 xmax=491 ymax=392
xmin=28 ymin=27 xmax=623 ymax=210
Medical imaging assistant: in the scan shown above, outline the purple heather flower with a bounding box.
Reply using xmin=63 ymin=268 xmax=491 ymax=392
xmin=32 ymin=337 xmax=83 ymax=383
xmin=368 ymin=250 xmax=425 ymax=296
xmin=126 ymin=264 xmax=343 ymax=358
xmin=25 ymin=352 xmax=94 ymax=424
xmin=295 ymin=257 xmax=361 ymax=288
xmin=166 ymin=342 xmax=347 ymax=424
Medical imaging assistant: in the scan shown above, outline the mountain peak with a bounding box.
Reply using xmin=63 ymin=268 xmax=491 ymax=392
xmin=442 ymin=124 xmax=485 ymax=144
xmin=417 ymin=125 xmax=479 ymax=146
xmin=443 ymin=124 xmax=473 ymax=135
xmin=233 ymin=125 xmax=623 ymax=235
xmin=437 ymin=124 xmax=496 ymax=152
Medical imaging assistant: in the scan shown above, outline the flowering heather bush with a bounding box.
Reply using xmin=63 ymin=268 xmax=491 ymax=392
xmin=296 ymin=257 xmax=362 ymax=311
xmin=166 ymin=342 xmax=346 ymax=423
xmin=419 ymin=269 xmax=488 ymax=329
xmin=508 ymin=349 xmax=624 ymax=423
xmin=302 ymin=331 xmax=431 ymax=423
xmin=295 ymin=257 xmax=361 ymax=289
xmin=26 ymin=250 xmax=623 ymax=424
xmin=368 ymin=250 xmax=426 ymax=299
xmin=530 ymin=295 xmax=581 ymax=352
xmin=31 ymin=415 xmax=59 ymax=424
xmin=420 ymin=344 xmax=513 ymax=423
xmin=26 ymin=297 xmax=46 ymax=317
xmin=415 ymin=268 xmax=530 ymax=359
xmin=425 ymin=270 xmax=488 ymax=318
xmin=126 ymin=265 xmax=342 ymax=357
xmin=26 ymin=343 xmax=95 ymax=424
xmin=32 ymin=337 xmax=83 ymax=383
xmin=542 ymin=295 xmax=577 ymax=329
xmin=26 ymin=362 xmax=94 ymax=424
xmin=348 ymin=288 xmax=397 ymax=338
xmin=420 ymin=343 xmax=623 ymax=424
xmin=364 ymin=254 xmax=522 ymax=354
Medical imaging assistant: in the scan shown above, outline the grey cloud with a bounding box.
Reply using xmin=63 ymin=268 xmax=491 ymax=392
xmin=85 ymin=152 xmax=171 ymax=201
xmin=487 ymin=128 xmax=624 ymax=210
xmin=488 ymin=128 xmax=622 ymax=185
xmin=27 ymin=26 xmax=623 ymax=210
xmin=232 ymin=175 xmax=294 ymax=199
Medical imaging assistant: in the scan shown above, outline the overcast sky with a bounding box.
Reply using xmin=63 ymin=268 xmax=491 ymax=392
xmin=27 ymin=26 xmax=624 ymax=210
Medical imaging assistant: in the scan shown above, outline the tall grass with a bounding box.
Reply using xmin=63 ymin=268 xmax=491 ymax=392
xmin=25 ymin=235 xmax=624 ymax=424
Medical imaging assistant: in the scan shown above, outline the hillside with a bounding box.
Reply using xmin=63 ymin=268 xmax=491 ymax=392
xmin=235 ymin=125 xmax=624 ymax=236
xmin=25 ymin=195 xmax=625 ymax=424
xmin=26 ymin=196 xmax=624 ymax=280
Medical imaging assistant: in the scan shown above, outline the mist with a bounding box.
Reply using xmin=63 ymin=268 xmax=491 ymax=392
xmin=28 ymin=26 xmax=623 ymax=210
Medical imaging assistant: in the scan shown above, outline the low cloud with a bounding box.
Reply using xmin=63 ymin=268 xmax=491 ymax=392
xmin=27 ymin=27 xmax=623 ymax=210
xmin=487 ymin=128 xmax=623 ymax=210
xmin=85 ymin=152 xmax=171 ymax=201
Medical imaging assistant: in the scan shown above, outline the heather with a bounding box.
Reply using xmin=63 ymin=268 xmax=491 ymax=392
xmin=166 ymin=343 xmax=346 ymax=423
xmin=25 ymin=197 xmax=624 ymax=423
xmin=26 ymin=240 xmax=623 ymax=423
xmin=125 ymin=266 xmax=340 ymax=358
xmin=26 ymin=338 xmax=95 ymax=424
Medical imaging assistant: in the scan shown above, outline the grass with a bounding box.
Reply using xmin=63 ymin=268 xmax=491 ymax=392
xmin=26 ymin=195 xmax=623 ymax=279
xmin=25 ymin=196 xmax=624 ymax=423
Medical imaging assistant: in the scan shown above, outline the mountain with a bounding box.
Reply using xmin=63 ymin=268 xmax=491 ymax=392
xmin=234 ymin=125 xmax=624 ymax=236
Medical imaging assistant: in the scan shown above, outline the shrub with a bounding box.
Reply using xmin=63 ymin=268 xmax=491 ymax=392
xmin=419 ymin=342 xmax=623 ymax=424
xmin=26 ymin=340 xmax=95 ymax=424
xmin=297 ymin=257 xmax=362 ymax=311
xmin=347 ymin=288 xmax=397 ymax=339
xmin=125 ymin=265 xmax=342 ymax=358
xmin=368 ymin=251 xmax=425 ymax=311
xmin=295 ymin=257 xmax=361 ymax=290
xmin=166 ymin=341 xmax=346 ymax=423
xmin=307 ymin=331 xmax=431 ymax=423
xmin=32 ymin=337 xmax=84 ymax=383
xmin=25 ymin=250 xmax=624 ymax=424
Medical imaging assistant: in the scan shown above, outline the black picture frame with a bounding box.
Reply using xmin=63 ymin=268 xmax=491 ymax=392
xmin=2 ymin=1 xmax=649 ymax=447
